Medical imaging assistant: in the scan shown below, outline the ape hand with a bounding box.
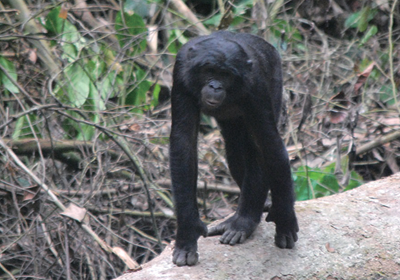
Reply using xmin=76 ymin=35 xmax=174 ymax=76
xmin=173 ymin=220 xmax=207 ymax=266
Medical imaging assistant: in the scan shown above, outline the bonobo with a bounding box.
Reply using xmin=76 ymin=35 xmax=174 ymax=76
xmin=169 ymin=31 xmax=299 ymax=266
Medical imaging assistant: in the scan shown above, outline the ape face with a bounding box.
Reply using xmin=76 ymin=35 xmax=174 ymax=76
xmin=199 ymin=68 xmax=230 ymax=110
xmin=182 ymin=39 xmax=253 ymax=111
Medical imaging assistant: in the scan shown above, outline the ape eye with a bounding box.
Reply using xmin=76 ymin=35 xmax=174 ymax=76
xmin=202 ymin=67 xmax=216 ymax=76
xmin=207 ymin=67 xmax=216 ymax=73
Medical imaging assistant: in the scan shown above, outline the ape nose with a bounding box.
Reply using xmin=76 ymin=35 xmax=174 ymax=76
xmin=209 ymin=81 xmax=222 ymax=90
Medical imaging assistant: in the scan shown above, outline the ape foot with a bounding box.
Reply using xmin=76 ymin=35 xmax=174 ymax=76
xmin=208 ymin=214 xmax=259 ymax=245
xmin=173 ymin=246 xmax=199 ymax=266
xmin=173 ymin=219 xmax=207 ymax=266
xmin=266 ymin=207 xmax=299 ymax=249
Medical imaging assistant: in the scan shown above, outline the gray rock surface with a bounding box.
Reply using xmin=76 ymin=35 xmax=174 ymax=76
xmin=115 ymin=173 xmax=400 ymax=280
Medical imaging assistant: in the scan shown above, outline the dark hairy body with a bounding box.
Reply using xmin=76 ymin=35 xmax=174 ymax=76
xmin=169 ymin=31 xmax=299 ymax=266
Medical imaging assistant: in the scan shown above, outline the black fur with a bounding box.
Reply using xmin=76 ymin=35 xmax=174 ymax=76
xmin=170 ymin=31 xmax=299 ymax=266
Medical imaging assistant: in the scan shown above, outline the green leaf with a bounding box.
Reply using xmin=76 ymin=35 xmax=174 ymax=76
xmin=204 ymin=14 xmax=222 ymax=26
xmin=294 ymin=164 xmax=363 ymax=201
xmin=345 ymin=7 xmax=377 ymax=31
xmin=64 ymin=63 xmax=90 ymax=108
xmin=45 ymin=7 xmax=79 ymax=40
xmin=359 ymin=25 xmax=378 ymax=45
xmin=11 ymin=114 xmax=40 ymax=140
xmin=359 ymin=7 xmax=377 ymax=32
xmin=89 ymin=81 xmax=106 ymax=111
xmin=124 ymin=0 xmax=150 ymax=18
xmin=379 ymin=84 xmax=396 ymax=106
xmin=345 ymin=11 xmax=361 ymax=29
xmin=151 ymin=84 xmax=160 ymax=107
xmin=294 ymin=175 xmax=313 ymax=201
xmin=11 ymin=116 xmax=24 ymax=140
xmin=76 ymin=116 xmax=96 ymax=141
xmin=62 ymin=110 xmax=95 ymax=141
xmin=87 ymin=60 xmax=105 ymax=81
xmin=268 ymin=0 xmax=284 ymax=21
xmin=358 ymin=7 xmax=370 ymax=32
xmin=115 ymin=12 xmax=147 ymax=53
xmin=0 ymin=56 xmax=19 ymax=93
xmin=87 ymin=59 xmax=119 ymax=101
xmin=126 ymin=80 xmax=151 ymax=107
xmin=233 ymin=0 xmax=253 ymax=15
xmin=45 ymin=7 xmax=79 ymax=59
xmin=344 ymin=171 xmax=363 ymax=191
xmin=45 ymin=7 xmax=63 ymax=35
xmin=125 ymin=67 xmax=153 ymax=113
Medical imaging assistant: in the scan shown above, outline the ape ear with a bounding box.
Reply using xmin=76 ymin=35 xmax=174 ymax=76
xmin=187 ymin=46 xmax=197 ymax=61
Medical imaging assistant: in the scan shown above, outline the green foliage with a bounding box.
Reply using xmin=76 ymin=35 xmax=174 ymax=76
xmin=357 ymin=58 xmax=396 ymax=106
xmin=115 ymin=11 xmax=147 ymax=53
xmin=204 ymin=0 xmax=252 ymax=27
xmin=45 ymin=7 xmax=81 ymax=59
xmin=166 ymin=29 xmax=188 ymax=54
xmin=293 ymin=164 xmax=363 ymax=201
xmin=11 ymin=114 xmax=41 ymax=140
xmin=14 ymin=7 xmax=159 ymax=142
xmin=345 ymin=7 xmax=378 ymax=45
xmin=268 ymin=19 xmax=303 ymax=50
xmin=123 ymin=0 xmax=162 ymax=17
xmin=379 ymin=84 xmax=396 ymax=106
xmin=360 ymin=25 xmax=378 ymax=45
xmin=0 ymin=56 xmax=19 ymax=93
xmin=64 ymin=63 xmax=91 ymax=108
xmin=345 ymin=7 xmax=377 ymax=31
xmin=126 ymin=67 xmax=160 ymax=113
xmin=6 ymin=7 xmax=159 ymax=141
xmin=124 ymin=0 xmax=151 ymax=18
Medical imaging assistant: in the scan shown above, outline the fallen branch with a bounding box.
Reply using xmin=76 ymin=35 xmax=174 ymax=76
xmin=4 ymin=138 xmax=123 ymax=161
xmin=356 ymin=129 xmax=400 ymax=156
xmin=156 ymin=179 xmax=240 ymax=194
xmin=87 ymin=206 xmax=174 ymax=219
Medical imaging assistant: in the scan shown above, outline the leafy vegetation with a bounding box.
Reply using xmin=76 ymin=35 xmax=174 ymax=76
xmin=294 ymin=164 xmax=363 ymax=201
xmin=0 ymin=0 xmax=399 ymax=279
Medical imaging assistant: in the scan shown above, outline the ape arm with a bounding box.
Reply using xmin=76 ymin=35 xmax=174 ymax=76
xmin=169 ymin=88 xmax=208 ymax=266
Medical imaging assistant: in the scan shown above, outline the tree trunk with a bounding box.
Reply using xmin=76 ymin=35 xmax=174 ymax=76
xmin=114 ymin=173 xmax=400 ymax=280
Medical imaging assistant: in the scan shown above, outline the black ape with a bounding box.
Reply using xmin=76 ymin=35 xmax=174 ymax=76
xmin=169 ymin=31 xmax=299 ymax=266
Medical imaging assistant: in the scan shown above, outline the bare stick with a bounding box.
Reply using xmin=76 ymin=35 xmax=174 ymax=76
xmin=0 ymin=139 xmax=141 ymax=269
xmin=388 ymin=0 xmax=399 ymax=115
xmin=169 ymin=0 xmax=210 ymax=35
xmin=7 ymin=0 xmax=60 ymax=75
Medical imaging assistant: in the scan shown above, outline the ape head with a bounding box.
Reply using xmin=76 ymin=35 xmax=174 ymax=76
xmin=182 ymin=38 xmax=253 ymax=110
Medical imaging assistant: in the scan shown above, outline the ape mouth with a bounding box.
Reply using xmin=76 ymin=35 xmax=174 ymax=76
xmin=204 ymin=99 xmax=222 ymax=108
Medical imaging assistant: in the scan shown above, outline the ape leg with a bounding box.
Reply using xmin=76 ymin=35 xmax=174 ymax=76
xmin=221 ymin=119 xmax=272 ymax=212
xmin=248 ymin=109 xmax=299 ymax=249
xmin=208 ymin=118 xmax=268 ymax=245
xmin=219 ymin=118 xmax=246 ymax=188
